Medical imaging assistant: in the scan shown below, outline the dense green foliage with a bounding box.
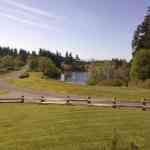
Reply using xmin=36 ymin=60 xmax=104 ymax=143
xmin=130 ymin=49 xmax=150 ymax=80
xmin=29 ymin=56 xmax=61 ymax=79
xmin=130 ymin=8 xmax=150 ymax=82
xmin=0 ymin=56 xmax=25 ymax=73
xmin=88 ymin=59 xmax=129 ymax=86
xmin=39 ymin=49 xmax=64 ymax=68
xmin=132 ymin=8 xmax=150 ymax=54
xmin=28 ymin=55 xmax=39 ymax=71
xmin=0 ymin=47 xmax=28 ymax=72
xmin=0 ymin=46 xmax=85 ymax=78
xmin=38 ymin=57 xmax=61 ymax=79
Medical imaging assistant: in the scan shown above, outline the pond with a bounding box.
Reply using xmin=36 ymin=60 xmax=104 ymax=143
xmin=60 ymin=71 xmax=89 ymax=84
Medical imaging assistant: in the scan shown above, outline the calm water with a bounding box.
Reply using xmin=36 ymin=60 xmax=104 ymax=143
xmin=60 ymin=71 xmax=89 ymax=84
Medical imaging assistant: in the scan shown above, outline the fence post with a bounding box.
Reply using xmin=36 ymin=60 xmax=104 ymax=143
xmin=142 ymin=98 xmax=146 ymax=111
xmin=112 ymin=97 xmax=117 ymax=108
xmin=87 ymin=96 xmax=91 ymax=104
xmin=40 ymin=96 xmax=45 ymax=102
xmin=66 ymin=96 xmax=71 ymax=104
xmin=21 ymin=96 xmax=24 ymax=103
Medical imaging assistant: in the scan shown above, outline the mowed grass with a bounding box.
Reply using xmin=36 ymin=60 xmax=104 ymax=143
xmin=0 ymin=90 xmax=8 ymax=95
xmin=0 ymin=104 xmax=149 ymax=150
xmin=10 ymin=72 xmax=150 ymax=100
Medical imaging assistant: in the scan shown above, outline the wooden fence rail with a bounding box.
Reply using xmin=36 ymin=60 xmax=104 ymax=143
xmin=40 ymin=96 xmax=150 ymax=111
xmin=0 ymin=96 xmax=24 ymax=103
xmin=0 ymin=96 xmax=150 ymax=111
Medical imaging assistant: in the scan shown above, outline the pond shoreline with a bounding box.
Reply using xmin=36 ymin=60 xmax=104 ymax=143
xmin=60 ymin=71 xmax=89 ymax=84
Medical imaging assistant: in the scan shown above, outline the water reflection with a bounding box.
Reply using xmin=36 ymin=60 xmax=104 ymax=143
xmin=61 ymin=71 xmax=89 ymax=84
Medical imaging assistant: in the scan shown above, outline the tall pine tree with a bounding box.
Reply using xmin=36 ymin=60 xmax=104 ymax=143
xmin=132 ymin=7 xmax=150 ymax=54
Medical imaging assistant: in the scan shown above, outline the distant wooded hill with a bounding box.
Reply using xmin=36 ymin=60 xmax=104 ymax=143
xmin=0 ymin=46 xmax=87 ymax=77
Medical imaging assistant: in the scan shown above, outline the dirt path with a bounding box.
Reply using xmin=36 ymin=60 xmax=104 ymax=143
xmin=0 ymin=67 xmax=67 ymax=99
xmin=0 ymin=69 xmax=150 ymax=109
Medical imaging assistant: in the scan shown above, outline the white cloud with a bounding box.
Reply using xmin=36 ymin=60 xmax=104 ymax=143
xmin=0 ymin=0 xmax=63 ymax=31
xmin=1 ymin=0 xmax=59 ymax=21
xmin=0 ymin=11 xmax=58 ymax=31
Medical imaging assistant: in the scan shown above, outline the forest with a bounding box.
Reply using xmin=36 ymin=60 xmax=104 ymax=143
xmin=0 ymin=47 xmax=86 ymax=79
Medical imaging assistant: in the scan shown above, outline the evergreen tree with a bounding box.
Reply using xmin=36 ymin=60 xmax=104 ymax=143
xmin=130 ymin=49 xmax=150 ymax=80
xmin=19 ymin=49 xmax=28 ymax=63
xmin=38 ymin=57 xmax=61 ymax=79
xmin=13 ymin=49 xmax=18 ymax=57
xmin=132 ymin=7 xmax=150 ymax=54
xmin=75 ymin=54 xmax=80 ymax=61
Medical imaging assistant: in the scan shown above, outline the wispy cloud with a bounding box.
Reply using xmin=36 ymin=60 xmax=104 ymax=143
xmin=1 ymin=0 xmax=59 ymax=21
xmin=0 ymin=0 xmax=63 ymax=31
xmin=0 ymin=11 xmax=58 ymax=31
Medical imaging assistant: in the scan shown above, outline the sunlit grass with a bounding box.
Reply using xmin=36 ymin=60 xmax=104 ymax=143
xmin=0 ymin=90 xmax=8 ymax=96
xmin=0 ymin=104 xmax=149 ymax=150
xmin=9 ymin=72 xmax=150 ymax=100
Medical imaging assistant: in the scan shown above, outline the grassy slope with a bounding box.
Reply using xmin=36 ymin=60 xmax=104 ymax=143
xmin=0 ymin=104 xmax=149 ymax=150
xmin=0 ymin=90 xmax=8 ymax=95
xmin=10 ymin=72 xmax=150 ymax=100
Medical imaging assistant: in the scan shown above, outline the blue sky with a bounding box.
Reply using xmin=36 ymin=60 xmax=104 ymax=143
xmin=0 ymin=0 xmax=149 ymax=60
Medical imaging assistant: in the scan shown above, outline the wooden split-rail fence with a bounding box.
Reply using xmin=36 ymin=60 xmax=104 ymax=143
xmin=0 ymin=96 xmax=150 ymax=111
xmin=0 ymin=96 xmax=25 ymax=103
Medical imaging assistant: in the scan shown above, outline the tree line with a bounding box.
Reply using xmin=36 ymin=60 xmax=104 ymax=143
xmin=0 ymin=46 xmax=84 ymax=78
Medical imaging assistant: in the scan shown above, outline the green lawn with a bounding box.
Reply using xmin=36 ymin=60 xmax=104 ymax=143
xmin=0 ymin=90 xmax=8 ymax=95
xmin=9 ymin=72 xmax=150 ymax=101
xmin=0 ymin=104 xmax=149 ymax=150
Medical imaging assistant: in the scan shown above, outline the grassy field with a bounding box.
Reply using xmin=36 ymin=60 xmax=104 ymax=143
xmin=0 ymin=104 xmax=149 ymax=150
xmin=9 ymin=72 xmax=150 ymax=101
xmin=0 ymin=90 xmax=8 ymax=95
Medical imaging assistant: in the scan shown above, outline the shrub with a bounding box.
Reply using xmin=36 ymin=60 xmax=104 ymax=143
xmin=142 ymin=79 xmax=150 ymax=89
xmin=28 ymin=56 xmax=39 ymax=71
xmin=98 ymin=79 xmax=125 ymax=87
xmin=0 ymin=55 xmax=15 ymax=71
xmin=28 ymin=56 xmax=61 ymax=79
xmin=88 ymin=60 xmax=129 ymax=86
xmin=14 ymin=56 xmax=25 ymax=70
xmin=38 ymin=57 xmax=61 ymax=79
xmin=128 ymin=79 xmax=150 ymax=89
xmin=0 ymin=68 xmax=8 ymax=74
xmin=130 ymin=49 xmax=150 ymax=80
xmin=19 ymin=72 xmax=29 ymax=79
xmin=128 ymin=80 xmax=139 ymax=87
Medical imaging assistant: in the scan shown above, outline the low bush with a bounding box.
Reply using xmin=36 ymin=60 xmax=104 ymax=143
xmin=128 ymin=80 xmax=139 ymax=87
xmin=19 ymin=72 xmax=30 ymax=79
xmin=28 ymin=56 xmax=61 ymax=79
xmin=129 ymin=79 xmax=150 ymax=89
xmin=38 ymin=57 xmax=61 ymax=79
xmin=87 ymin=77 xmax=98 ymax=85
xmin=97 ymin=79 xmax=127 ymax=87
xmin=141 ymin=79 xmax=150 ymax=89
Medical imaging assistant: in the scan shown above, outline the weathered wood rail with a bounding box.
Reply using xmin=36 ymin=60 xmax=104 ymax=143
xmin=66 ymin=96 xmax=91 ymax=104
xmin=0 ymin=96 xmax=24 ymax=103
xmin=0 ymin=96 xmax=150 ymax=111
xmin=40 ymin=96 xmax=150 ymax=111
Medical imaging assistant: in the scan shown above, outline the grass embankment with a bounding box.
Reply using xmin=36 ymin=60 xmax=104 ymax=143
xmin=0 ymin=90 xmax=8 ymax=95
xmin=10 ymin=72 xmax=150 ymax=100
xmin=0 ymin=104 xmax=149 ymax=150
